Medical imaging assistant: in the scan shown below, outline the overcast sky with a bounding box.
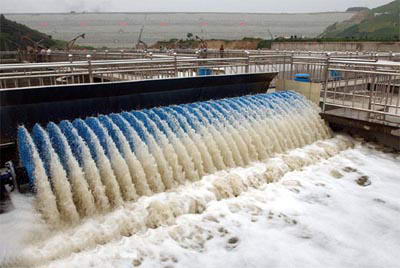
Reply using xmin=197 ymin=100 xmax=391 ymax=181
xmin=0 ymin=0 xmax=393 ymax=13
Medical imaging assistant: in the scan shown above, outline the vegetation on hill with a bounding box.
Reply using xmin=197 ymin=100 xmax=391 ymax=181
xmin=346 ymin=7 xmax=369 ymax=12
xmin=320 ymin=0 xmax=400 ymax=40
xmin=0 ymin=14 xmax=66 ymax=51
xmin=151 ymin=36 xmax=272 ymax=50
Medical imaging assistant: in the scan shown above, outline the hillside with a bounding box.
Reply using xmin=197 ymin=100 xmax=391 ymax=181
xmin=320 ymin=0 xmax=400 ymax=40
xmin=152 ymin=37 xmax=271 ymax=50
xmin=0 ymin=14 xmax=66 ymax=51
xmin=346 ymin=7 xmax=369 ymax=12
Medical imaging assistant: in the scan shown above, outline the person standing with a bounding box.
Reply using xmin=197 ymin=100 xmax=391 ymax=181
xmin=46 ymin=47 xmax=52 ymax=62
xmin=35 ymin=48 xmax=40 ymax=62
xmin=201 ymin=41 xmax=208 ymax=58
xmin=39 ymin=48 xmax=46 ymax=62
xmin=219 ymin=44 xmax=225 ymax=58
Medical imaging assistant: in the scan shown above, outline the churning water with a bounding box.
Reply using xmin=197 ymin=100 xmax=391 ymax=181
xmin=18 ymin=91 xmax=331 ymax=226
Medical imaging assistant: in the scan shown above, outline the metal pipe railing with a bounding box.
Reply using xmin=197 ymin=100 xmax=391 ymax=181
xmin=1 ymin=53 xmax=399 ymax=126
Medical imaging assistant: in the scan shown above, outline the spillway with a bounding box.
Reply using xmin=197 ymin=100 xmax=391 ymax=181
xmin=17 ymin=91 xmax=331 ymax=225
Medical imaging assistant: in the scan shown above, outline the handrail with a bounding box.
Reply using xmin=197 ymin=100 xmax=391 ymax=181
xmin=1 ymin=54 xmax=399 ymax=90
xmin=1 ymin=52 xmax=399 ymax=127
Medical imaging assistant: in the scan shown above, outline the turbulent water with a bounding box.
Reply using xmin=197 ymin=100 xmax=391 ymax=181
xmin=18 ymin=91 xmax=330 ymax=226
xmin=3 ymin=134 xmax=363 ymax=267
xmin=5 ymin=91 xmax=399 ymax=267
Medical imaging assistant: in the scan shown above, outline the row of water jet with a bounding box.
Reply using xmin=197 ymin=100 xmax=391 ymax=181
xmin=18 ymin=91 xmax=331 ymax=225
xmin=8 ymin=136 xmax=353 ymax=268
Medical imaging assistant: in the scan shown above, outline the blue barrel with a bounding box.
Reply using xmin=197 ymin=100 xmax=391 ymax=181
xmin=294 ymin=73 xmax=311 ymax=83
xmin=330 ymin=70 xmax=342 ymax=81
xmin=198 ymin=68 xmax=213 ymax=76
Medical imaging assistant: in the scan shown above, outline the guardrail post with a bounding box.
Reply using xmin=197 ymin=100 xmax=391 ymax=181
xmin=307 ymin=51 xmax=312 ymax=72
xmin=120 ymin=50 xmax=124 ymax=59
xmin=87 ymin=54 xmax=94 ymax=83
xmin=68 ymin=54 xmax=75 ymax=84
xmin=322 ymin=53 xmax=331 ymax=113
xmin=289 ymin=51 xmax=294 ymax=79
xmin=282 ymin=53 xmax=286 ymax=80
xmin=281 ymin=53 xmax=287 ymax=89
xmin=245 ymin=50 xmax=250 ymax=73
xmin=368 ymin=68 xmax=378 ymax=119
xmin=195 ymin=50 xmax=201 ymax=75
xmin=105 ymin=50 xmax=108 ymax=60
xmin=173 ymin=52 xmax=178 ymax=77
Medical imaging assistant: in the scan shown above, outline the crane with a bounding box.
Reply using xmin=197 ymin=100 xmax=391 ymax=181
xmin=136 ymin=15 xmax=148 ymax=50
xmin=66 ymin=33 xmax=85 ymax=51
xmin=136 ymin=25 xmax=148 ymax=50
xmin=21 ymin=35 xmax=45 ymax=50
xmin=267 ymin=29 xmax=274 ymax=40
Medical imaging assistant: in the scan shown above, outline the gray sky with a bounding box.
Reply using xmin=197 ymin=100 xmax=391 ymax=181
xmin=0 ymin=0 xmax=393 ymax=13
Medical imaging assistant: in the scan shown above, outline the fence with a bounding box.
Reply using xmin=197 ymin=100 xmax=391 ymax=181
xmin=2 ymin=49 xmax=400 ymax=64
xmin=321 ymin=60 xmax=400 ymax=126
xmin=2 ymin=52 xmax=390 ymax=89
xmin=1 ymin=52 xmax=399 ymax=127
xmin=0 ymin=54 xmax=286 ymax=88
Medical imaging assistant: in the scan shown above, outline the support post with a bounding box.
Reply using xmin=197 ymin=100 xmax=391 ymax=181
xmin=173 ymin=52 xmax=178 ymax=77
xmin=69 ymin=54 xmax=75 ymax=84
xmin=87 ymin=54 xmax=94 ymax=83
xmin=245 ymin=50 xmax=250 ymax=73
xmin=282 ymin=53 xmax=287 ymax=89
xmin=322 ymin=53 xmax=331 ymax=113
xmin=289 ymin=51 xmax=294 ymax=79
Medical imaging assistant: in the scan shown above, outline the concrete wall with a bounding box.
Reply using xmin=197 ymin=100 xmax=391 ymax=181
xmin=271 ymin=42 xmax=400 ymax=52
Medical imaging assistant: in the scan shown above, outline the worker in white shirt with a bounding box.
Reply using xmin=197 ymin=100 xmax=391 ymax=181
xmin=46 ymin=48 xmax=52 ymax=62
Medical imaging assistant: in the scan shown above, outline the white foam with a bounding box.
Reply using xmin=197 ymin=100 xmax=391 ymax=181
xmin=0 ymin=135 xmax=362 ymax=267
xmin=36 ymin=138 xmax=400 ymax=268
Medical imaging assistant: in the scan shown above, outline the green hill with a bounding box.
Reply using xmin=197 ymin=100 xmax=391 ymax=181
xmin=0 ymin=14 xmax=66 ymax=51
xmin=320 ymin=0 xmax=400 ymax=40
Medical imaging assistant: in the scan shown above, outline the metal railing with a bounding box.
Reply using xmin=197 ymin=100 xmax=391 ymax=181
xmin=2 ymin=49 xmax=400 ymax=64
xmin=1 ymin=52 xmax=399 ymax=86
xmin=0 ymin=52 xmax=374 ymax=88
xmin=1 ymin=51 xmax=400 ymax=127
xmin=0 ymin=54 xmax=288 ymax=88
xmin=321 ymin=60 xmax=400 ymax=126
